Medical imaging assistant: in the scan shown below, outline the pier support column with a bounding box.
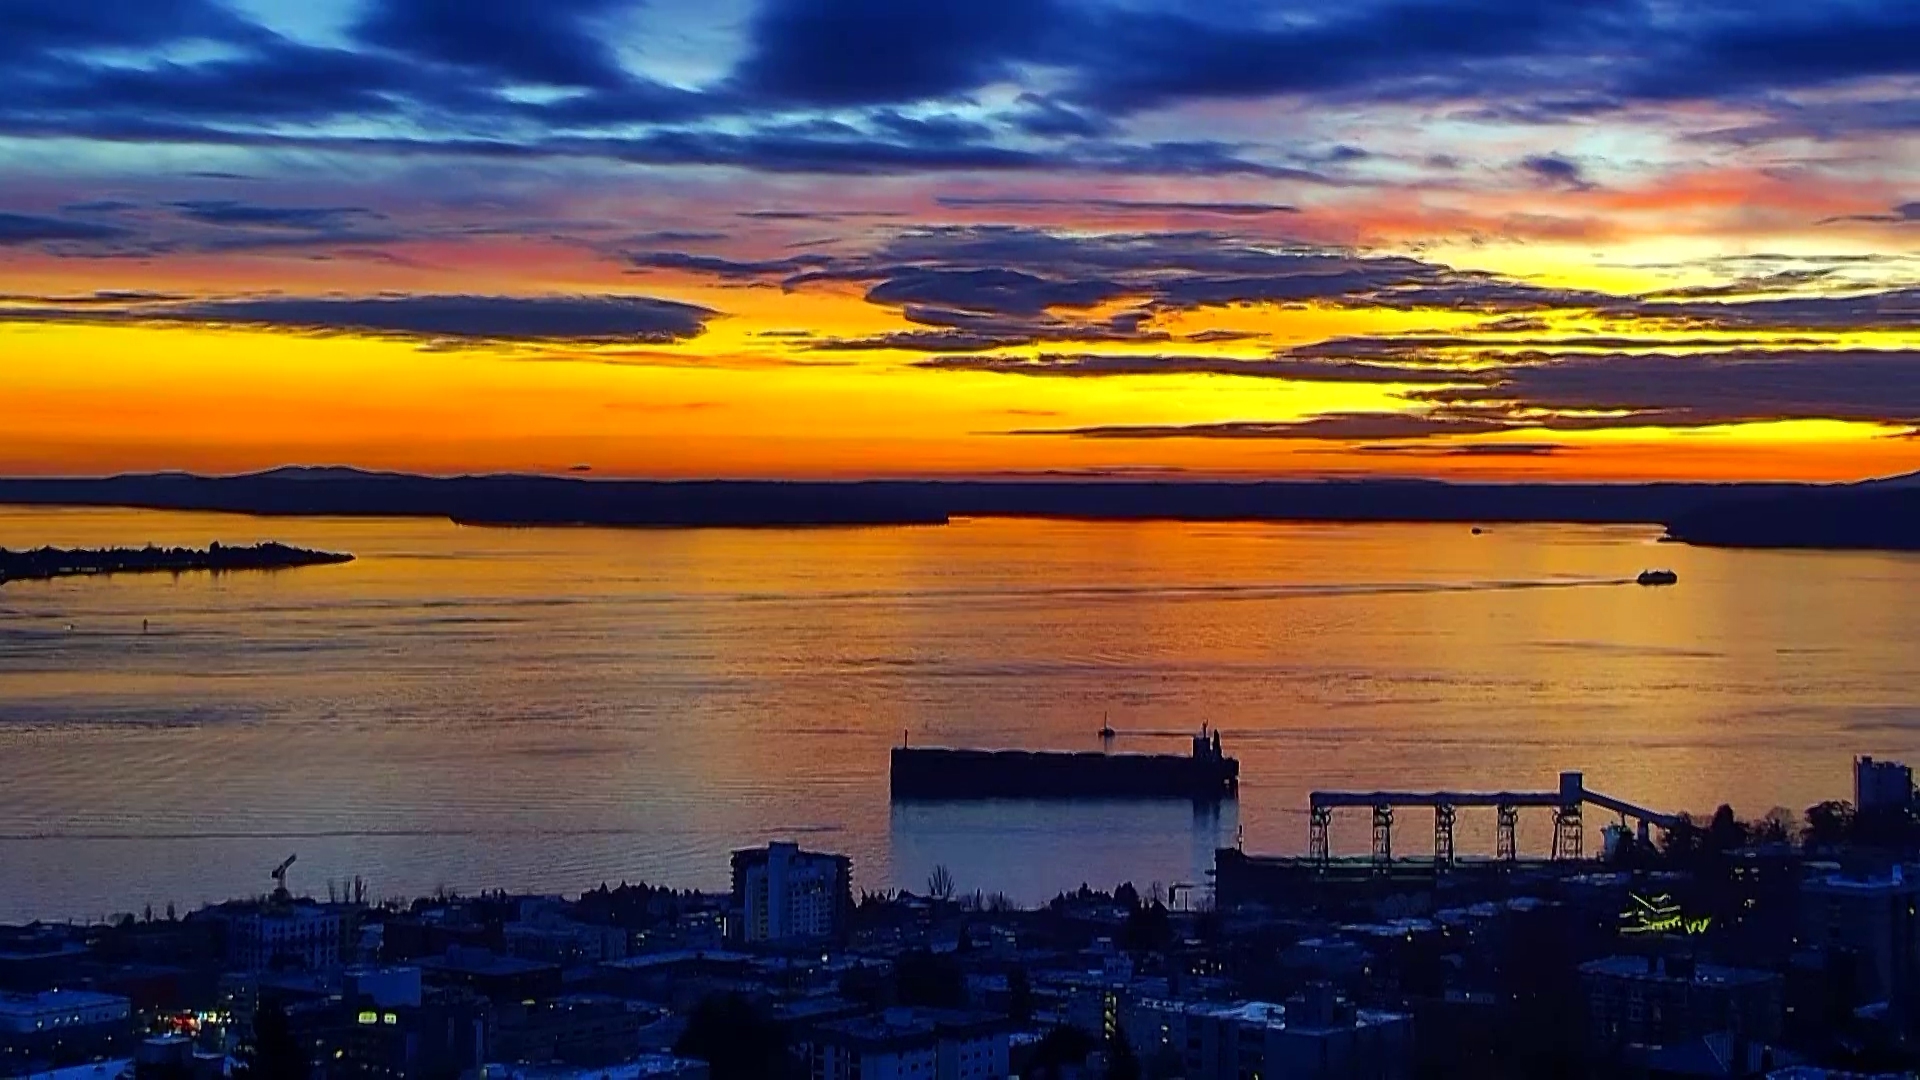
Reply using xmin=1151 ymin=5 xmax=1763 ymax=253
xmin=1552 ymin=803 xmax=1584 ymax=861
xmin=1309 ymin=805 xmax=1332 ymax=868
xmin=1434 ymin=804 xmax=1456 ymax=871
xmin=1496 ymin=803 xmax=1518 ymax=862
xmin=1372 ymin=805 xmax=1394 ymax=872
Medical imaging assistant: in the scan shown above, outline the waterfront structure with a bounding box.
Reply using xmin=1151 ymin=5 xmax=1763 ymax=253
xmin=1580 ymin=955 xmax=1783 ymax=1051
xmin=1798 ymin=866 xmax=1920 ymax=1008
xmin=1124 ymin=986 xmax=1413 ymax=1080
xmin=890 ymin=727 xmax=1237 ymax=800
xmin=730 ymin=842 xmax=852 ymax=945
xmin=797 ymin=1007 xmax=1011 ymax=1080
xmin=1855 ymin=757 xmax=1914 ymax=813
xmin=1307 ymin=770 xmax=1676 ymax=869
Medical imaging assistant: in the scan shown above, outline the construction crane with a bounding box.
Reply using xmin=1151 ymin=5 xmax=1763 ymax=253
xmin=271 ymin=854 xmax=297 ymax=899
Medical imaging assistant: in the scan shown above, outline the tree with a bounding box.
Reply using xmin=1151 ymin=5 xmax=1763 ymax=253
xmin=1026 ymin=1026 xmax=1096 ymax=1079
xmin=896 ymin=949 xmax=967 ymax=1008
xmin=1114 ymin=882 xmax=1140 ymax=910
xmin=1707 ymin=804 xmax=1748 ymax=852
xmin=1107 ymin=1020 xmax=1142 ymax=1080
xmin=234 ymin=1000 xmax=307 ymax=1080
xmin=674 ymin=993 xmax=792 ymax=1080
xmin=1008 ymin=966 xmax=1034 ymax=1024
xmin=1660 ymin=813 xmax=1700 ymax=864
xmin=1757 ymin=807 xmax=1795 ymax=845
xmin=927 ymin=864 xmax=956 ymax=901
xmin=1123 ymin=901 xmax=1172 ymax=953
xmin=1805 ymin=800 xmax=1856 ymax=850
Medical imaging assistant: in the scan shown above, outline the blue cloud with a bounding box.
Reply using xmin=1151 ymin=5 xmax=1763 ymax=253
xmin=0 ymin=211 xmax=128 ymax=245
xmin=734 ymin=0 xmax=1061 ymax=105
xmin=353 ymin=0 xmax=635 ymax=89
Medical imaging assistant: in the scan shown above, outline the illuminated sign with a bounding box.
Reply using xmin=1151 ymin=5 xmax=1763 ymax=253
xmin=1620 ymin=893 xmax=1711 ymax=936
xmin=357 ymin=1011 xmax=378 ymax=1025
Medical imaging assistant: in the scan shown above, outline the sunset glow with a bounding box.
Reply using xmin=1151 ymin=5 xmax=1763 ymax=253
xmin=3 ymin=0 xmax=1917 ymax=480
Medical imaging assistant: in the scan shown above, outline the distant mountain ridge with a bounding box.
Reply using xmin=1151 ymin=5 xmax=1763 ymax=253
xmin=1860 ymin=469 xmax=1920 ymax=490
xmin=0 ymin=467 xmax=1859 ymax=539
xmin=1665 ymin=479 xmax=1920 ymax=551
xmin=0 ymin=467 xmax=1914 ymax=548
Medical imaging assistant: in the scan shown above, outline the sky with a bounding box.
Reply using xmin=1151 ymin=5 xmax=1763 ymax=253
xmin=2 ymin=0 xmax=1917 ymax=481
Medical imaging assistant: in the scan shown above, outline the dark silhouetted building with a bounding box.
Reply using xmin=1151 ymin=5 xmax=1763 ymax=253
xmin=0 ymin=988 xmax=134 ymax=1073
xmin=1125 ymin=986 xmax=1413 ymax=1080
xmin=1798 ymin=867 xmax=1920 ymax=1009
xmin=491 ymin=994 xmax=655 ymax=1067
xmin=1581 ymin=955 xmax=1782 ymax=1052
xmin=419 ymin=946 xmax=562 ymax=1002
xmin=797 ymin=1007 xmax=1011 ymax=1080
xmin=1855 ymin=758 xmax=1913 ymax=813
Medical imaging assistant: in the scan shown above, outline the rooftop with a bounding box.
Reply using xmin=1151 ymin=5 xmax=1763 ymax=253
xmin=1580 ymin=956 xmax=1778 ymax=987
xmin=482 ymin=1055 xmax=708 ymax=1079
xmin=206 ymin=899 xmax=344 ymax=922
xmin=1804 ymin=869 xmax=1919 ymax=894
xmin=1137 ymin=997 xmax=1408 ymax=1033
xmin=9 ymin=1061 xmax=132 ymax=1080
xmin=812 ymin=1008 xmax=1007 ymax=1049
xmin=601 ymin=949 xmax=753 ymax=971
xmin=0 ymin=989 xmax=130 ymax=1016
xmin=420 ymin=949 xmax=557 ymax=978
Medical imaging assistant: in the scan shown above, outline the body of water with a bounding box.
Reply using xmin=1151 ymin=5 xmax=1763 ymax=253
xmin=3 ymin=507 xmax=1917 ymax=922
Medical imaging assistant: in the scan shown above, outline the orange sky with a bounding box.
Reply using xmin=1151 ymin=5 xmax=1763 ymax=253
xmin=3 ymin=1 xmax=1917 ymax=482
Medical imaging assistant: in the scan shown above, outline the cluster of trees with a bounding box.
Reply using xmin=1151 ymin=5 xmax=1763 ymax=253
xmin=231 ymin=1002 xmax=304 ymax=1079
xmin=674 ymin=994 xmax=795 ymax=1080
xmin=1635 ymin=798 xmax=1918 ymax=867
xmin=0 ymin=541 xmax=347 ymax=583
xmin=570 ymin=880 xmax=710 ymax=928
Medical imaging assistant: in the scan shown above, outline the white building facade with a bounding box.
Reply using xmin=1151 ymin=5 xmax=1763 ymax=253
xmin=730 ymin=841 xmax=850 ymax=944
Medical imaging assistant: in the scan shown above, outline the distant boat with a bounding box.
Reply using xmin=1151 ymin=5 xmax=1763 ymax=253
xmin=1637 ymin=569 xmax=1679 ymax=586
xmin=1471 ymin=527 xmax=1485 ymax=535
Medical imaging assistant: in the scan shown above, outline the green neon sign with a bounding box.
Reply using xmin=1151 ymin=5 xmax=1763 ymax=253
xmin=1620 ymin=893 xmax=1711 ymax=936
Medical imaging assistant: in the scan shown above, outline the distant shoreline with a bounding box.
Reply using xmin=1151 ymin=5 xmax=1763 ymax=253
xmin=0 ymin=468 xmax=1914 ymax=550
xmin=0 ymin=541 xmax=354 ymax=586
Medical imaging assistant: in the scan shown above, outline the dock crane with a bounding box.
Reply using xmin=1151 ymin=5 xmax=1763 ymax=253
xmin=270 ymin=854 xmax=297 ymax=900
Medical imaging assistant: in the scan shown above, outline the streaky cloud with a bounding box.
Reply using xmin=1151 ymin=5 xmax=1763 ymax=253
xmin=0 ymin=293 xmax=719 ymax=345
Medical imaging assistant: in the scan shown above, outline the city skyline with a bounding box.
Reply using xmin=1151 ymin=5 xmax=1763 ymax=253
xmin=3 ymin=0 xmax=1918 ymax=481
